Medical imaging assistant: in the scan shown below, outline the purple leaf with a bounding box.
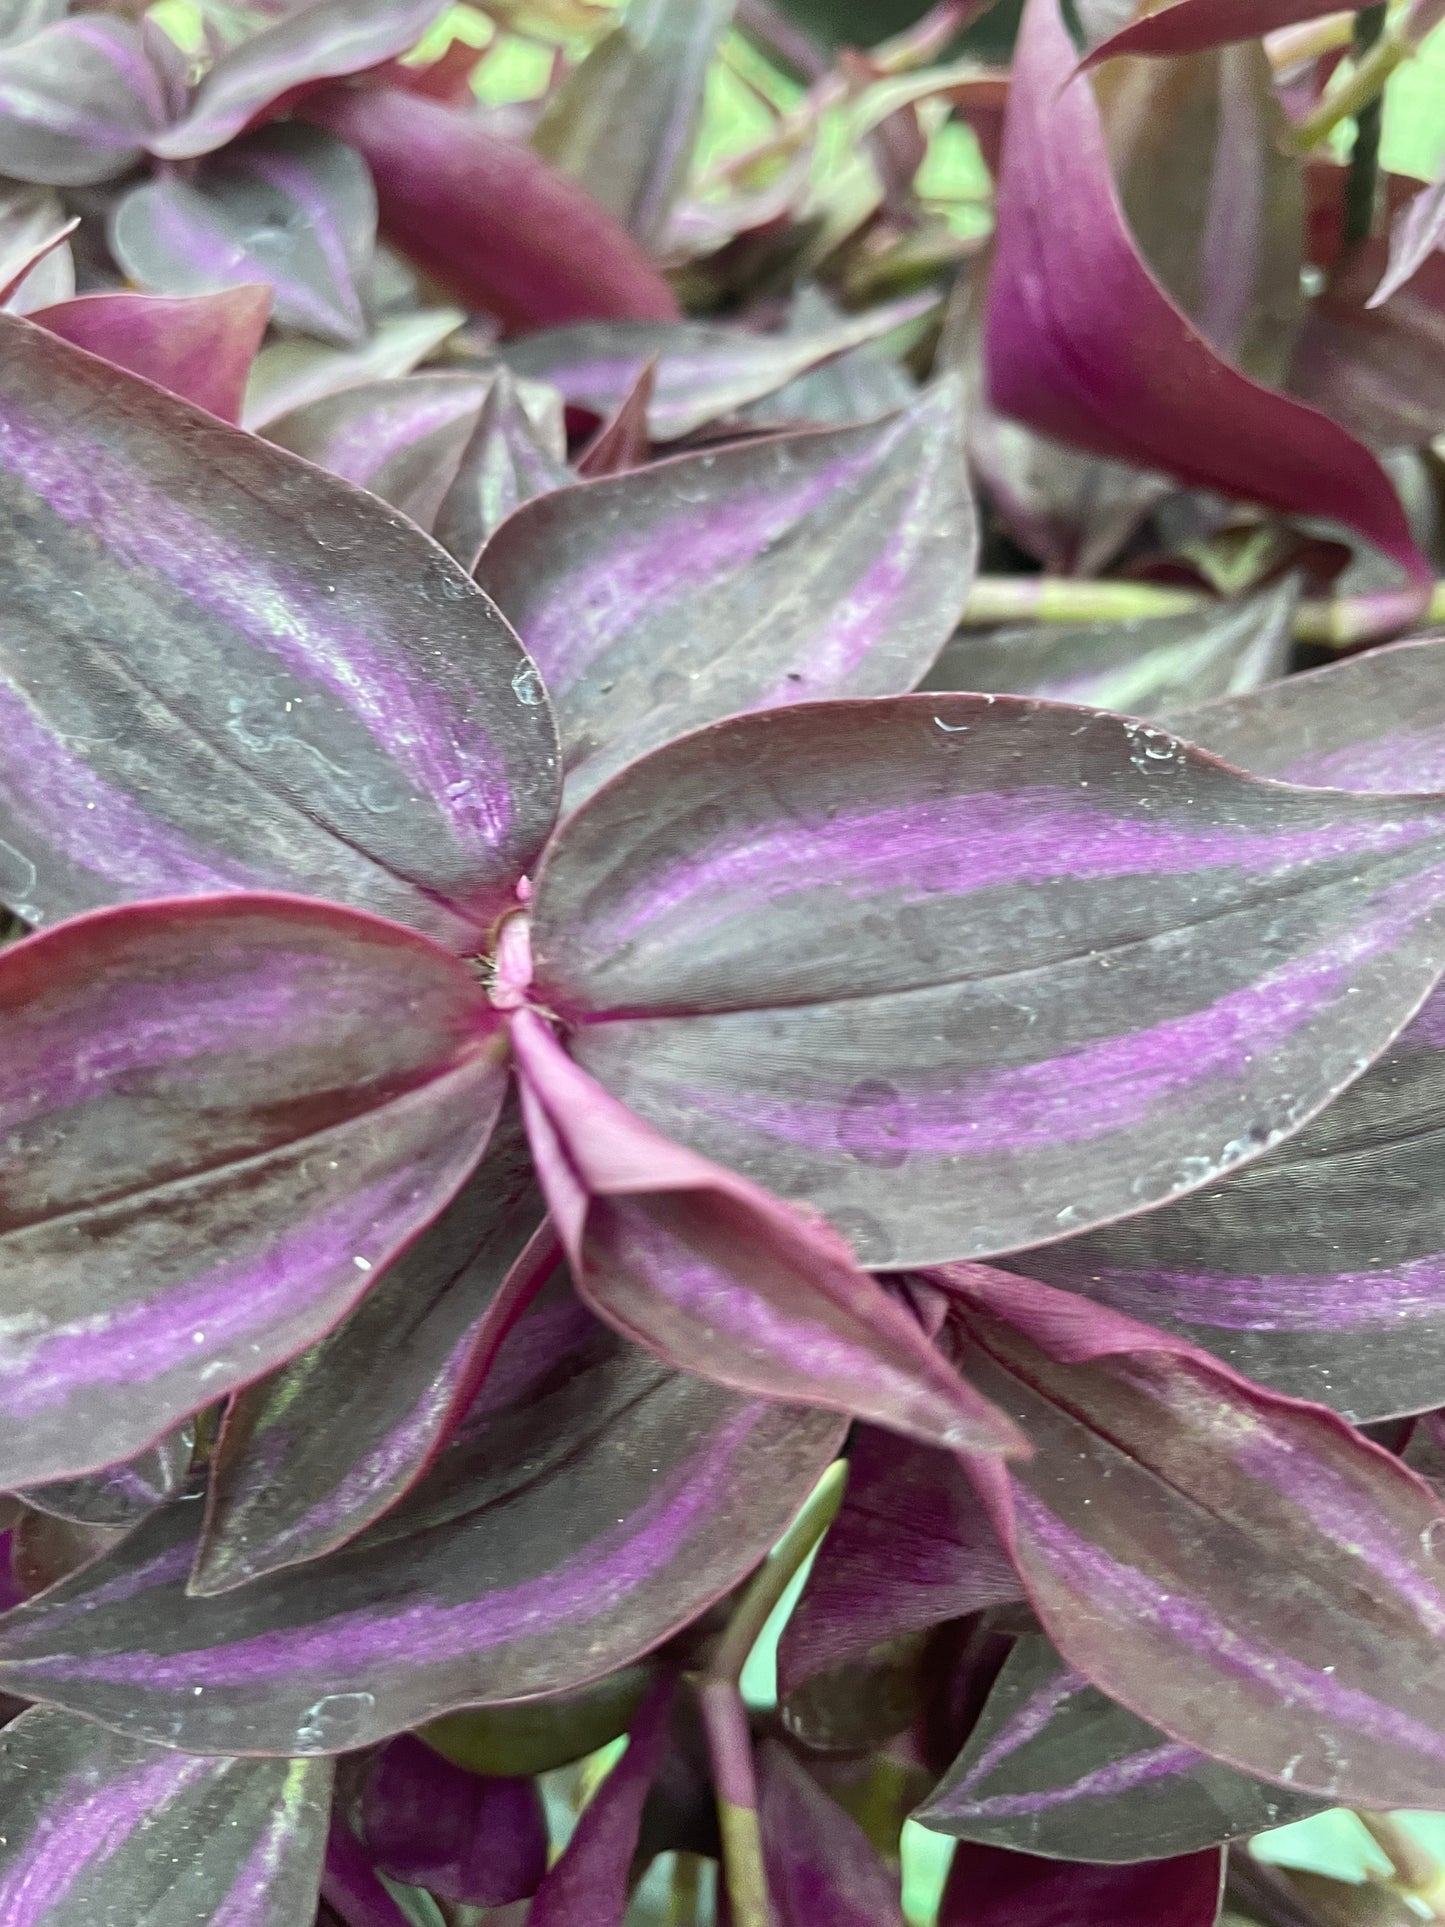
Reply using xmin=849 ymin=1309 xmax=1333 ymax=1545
xmin=778 ymin=1425 xmax=1019 ymax=1698
xmin=919 ymin=1631 xmax=1323 ymax=1858
xmin=511 ymin=1008 xmax=1022 ymax=1457
xmin=1162 ymin=634 xmax=1445 ymax=792
xmin=111 ymin=125 xmax=376 ymax=348
xmin=940 ymin=1841 xmax=1224 ymax=1926
xmin=0 ymin=1279 xmax=843 ymax=1752
xmin=302 ymin=84 xmax=682 ymax=330
xmin=758 ymin=1740 xmax=906 ymax=1926
xmin=1371 ymin=165 xmax=1445 ymax=309
xmin=1289 ymin=241 xmax=1445 ymax=449
xmin=0 ymin=313 xmax=558 ymax=946
xmin=35 ymin=286 xmax=272 ymax=423
xmin=240 ymin=307 xmax=465 ymax=431
xmin=997 ymin=973 xmax=1445 ymax=1422
xmin=527 ymin=1674 xmax=676 ymax=1927
xmin=988 ymin=0 xmax=1430 ymax=625
xmin=0 ymin=183 xmax=73 ymax=313
xmin=0 ymin=893 xmax=508 ymax=1488
xmin=533 ymin=0 xmax=733 ymax=247
xmin=190 ymin=1104 xmax=547 ymax=1594
xmin=477 ymin=384 xmax=975 ymax=809
xmin=939 ymin=1264 xmax=1445 ymax=1806
xmin=576 ymin=356 xmax=656 ymax=477
xmin=0 ymin=1705 xmax=332 ymax=1925
xmin=741 ymin=286 xmax=917 ymax=431
xmin=0 ymin=19 xmax=169 ymax=187
xmin=925 ymin=581 xmax=1295 ymax=714
xmin=501 ymin=293 xmax=939 ymax=440
xmin=323 ymin=1819 xmax=415 ymax=1927
xmin=18 ymin=1424 xmax=195 ymax=1531
xmin=430 ymin=369 xmax=575 ymax=572
xmin=1079 ymin=0 xmax=1350 ymax=64
xmin=151 ymin=0 xmax=448 ymax=161
xmin=532 ymin=693 xmax=1445 ymax=1267
xmin=362 ymin=1733 xmax=547 ymax=1905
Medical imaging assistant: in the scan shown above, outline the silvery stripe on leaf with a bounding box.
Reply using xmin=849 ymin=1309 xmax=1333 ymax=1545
xmin=0 ymin=1706 xmax=332 ymax=1926
xmin=533 ymin=0 xmax=734 ymax=247
xmin=511 ymin=1008 xmax=1022 ymax=1456
xmin=0 ymin=184 xmax=73 ymax=313
xmin=919 ymin=1632 xmax=1323 ymax=1859
xmin=758 ymin=1739 xmax=906 ymax=1926
xmin=240 ymin=309 xmax=465 ymax=432
xmin=925 ymin=581 xmax=1295 ymax=714
xmin=777 ymin=1422 xmax=1019 ymax=1697
xmin=303 ymin=85 xmax=681 ymax=331
xmin=0 ymin=19 xmax=169 ymax=187
xmin=0 ymin=1280 xmax=843 ymax=1753
xmin=37 ymin=287 xmax=272 ymax=424
xmin=151 ymin=0 xmax=448 ymax=160
xmin=942 ymin=1266 xmax=1445 ymax=1806
xmin=477 ymin=383 xmax=975 ymax=811
xmin=192 ymin=1103 xmax=546 ymax=1595
xmin=741 ymin=285 xmax=916 ymax=430
xmin=362 ymin=1734 xmax=547 ymax=1906
xmin=988 ymin=0 xmax=1429 ymax=624
xmin=19 ymin=1424 xmax=195 ymax=1530
xmin=0 ymin=895 xmax=507 ymax=1488
xmin=111 ymin=126 xmax=376 ymax=348
xmin=1164 ymin=634 xmax=1445 ymax=794
xmin=0 ymin=315 xmax=559 ymax=945
xmin=940 ymin=1840 xmax=1224 ymax=1927
xmin=533 ymin=694 xmax=1445 ymax=1267
xmin=501 ymin=293 xmax=939 ymax=440
xmin=1003 ymin=978 xmax=1445 ymax=1419
xmin=526 ymin=1674 xmax=675 ymax=1926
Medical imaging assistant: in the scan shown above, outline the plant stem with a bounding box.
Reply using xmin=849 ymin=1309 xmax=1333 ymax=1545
xmin=1343 ymin=4 xmax=1388 ymax=246
xmin=709 ymin=1459 xmax=848 ymax=1686
xmin=1291 ymin=7 xmax=1408 ymax=154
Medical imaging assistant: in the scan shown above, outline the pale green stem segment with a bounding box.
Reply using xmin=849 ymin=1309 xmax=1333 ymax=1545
xmin=958 ymin=577 xmax=1445 ymax=647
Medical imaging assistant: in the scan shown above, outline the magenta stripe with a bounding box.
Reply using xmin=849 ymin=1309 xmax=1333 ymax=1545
xmin=1071 ymin=1254 xmax=1445 ymax=1335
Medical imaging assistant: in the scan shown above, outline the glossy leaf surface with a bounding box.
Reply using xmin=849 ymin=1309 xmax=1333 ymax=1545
xmin=501 ymin=294 xmax=938 ymax=440
xmin=943 ymin=1266 xmax=1445 ymax=1806
xmin=152 ymin=0 xmax=448 ymax=160
xmin=0 ymin=894 xmax=506 ymax=1489
xmin=534 ymin=694 xmax=1445 ymax=1267
xmin=192 ymin=1104 xmax=546 ymax=1593
xmin=19 ymin=1425 xmax=195 ymax=1531
xmin=477 ymin=385 xmax=974 ymax=808
xmin=759 ymin=1740 xmax=906 ymax=1926
xmin=988 ymin=0 xmax=1429 ymax=621
xmin=940 ymin=1840 xmax=1224 ymax=1926
xmin=0 ymin=1706 xmax=332 ymax=1925
xmin=362 ymin=1733 xmax=547 ymax=1905
xmin=0 ymin=19 xmax=168 ymax=186
xmin=112 ymin=126 xmax=376 ymax=347
xmin=0 ymin=1284 xmax=843 ymax=1753
xmin=0 ymin=314 xmax=559 ymax=945
xmin=240 ymin=307 xmax=464 ymax=430
xmin=512 ymin=1009 xmax=1021 ymax=1455
xmin=37 ymin=286 xmax=272 ymax=423
xmin=920 ymin=1632 xmax=1323 ymax=1858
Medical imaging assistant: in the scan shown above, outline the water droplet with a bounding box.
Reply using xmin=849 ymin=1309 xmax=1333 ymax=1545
xmin=295 ymin=1691 xmax=376 ymax=1751
xmin=838 ymin=1079 xmax=910 ymax=1170
xmin=511 ymin=662 xmax=544 ymax=706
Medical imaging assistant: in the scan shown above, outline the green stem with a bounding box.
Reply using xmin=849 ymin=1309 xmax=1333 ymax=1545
xmin=709 ymin=1459 xmax=848 ymax=1687
xmin=1291 ymin=21 xmax=1409 ymax=152
xmin=1343 ymin=4 xmax=1388 ymax=246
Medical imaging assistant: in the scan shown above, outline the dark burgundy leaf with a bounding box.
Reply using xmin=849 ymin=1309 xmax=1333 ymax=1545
xmin=303 ymin=85 xmax=681 ymax=330
xmin=18 ymin=1424 xmax=195 ymax=1530
xmin=362 ymin=1732 xmax=547 ymax=1906
xmin=0 ymin=19 xmax=169 ymax=187
xmin=323 ymin=1820 xmax=414 ymax=1927
xmin=989 ymin=0 xmax=1429 ymax=624
xmin=0 ymin=894 xmax=507 ymax=1488
xmin=111 ymin=125 xmax=376 ymax=347
xmin=939 ymin=1264 xmax=1445 ymax=1806
xmin=576 ymin=357 xmax=657 ymax=477
xmin=532 ymin=693 xmax=1445 ymax=1267
xmin=925 ymin=582 xmax=1295 ymax=713
xmin=920 ymin=1631 xmax=1323 ymax=1858
xmin=476 ymin=385 xmax=975 ymax=809
xmin=151 ymin=0 xmax=448 ymax=160
xmin=0 ymin=1280 xmax=843 ymax=1753
xmin=0 ymin=1705 xmax=332 ymax=1925
xmin=757 ymin=1740 xmax=905 ymax=1925
xmin=511 ymin=1008 xmax=1022 ymax=1456
xmin=36 ymin=286 xmax=272 ymax=423
xmin=940 ymin=1840 xmax=1224 ymax=1926
xmin=527 ymin=1674 xmax=676 ymax=1926
xmin=500 ymin=293 xmax=939 ymax=440
xmin=0 ymin=313 xmax=558 ymax=946
xmin=191 ymin=1104 xmax=547 ymax=1594
xmin=778 ymin=1425 xmax=1019 ymax=1697
xmin=1081 ymin=0 xmax=1347 ymax=62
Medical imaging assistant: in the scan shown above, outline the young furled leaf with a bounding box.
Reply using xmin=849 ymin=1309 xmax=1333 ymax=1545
xmin=919 ymin=1632 xmax=1324 ymax=1859
xmin=940 ymin=1840 xmax=1225 ymax=1926
xmin=476 ymin=383 xmax=976 ymax=809
xmin=0 ymin=1706 xmax=332 ymax=1925
xmin=532 ymin=695 xmax=1445 ymax=1266
xmin=361 ymin=1732 xmax=548 ymax=1906
xmin=430 ymin=371 xmax=575 ymax=572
